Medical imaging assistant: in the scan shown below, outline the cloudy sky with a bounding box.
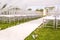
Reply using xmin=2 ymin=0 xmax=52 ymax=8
xmin=0 ymin=0 xmax=60 ymax=9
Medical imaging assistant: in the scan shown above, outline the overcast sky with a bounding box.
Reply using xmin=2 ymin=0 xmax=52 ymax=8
xmin=0 ymin=0 xmax=60 ymax=9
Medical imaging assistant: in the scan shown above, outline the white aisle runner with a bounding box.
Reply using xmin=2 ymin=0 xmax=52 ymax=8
xmin=0 ymin=18 xmax=43 ymax=40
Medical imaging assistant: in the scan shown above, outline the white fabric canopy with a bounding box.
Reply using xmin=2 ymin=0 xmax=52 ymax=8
xmin=43 ymin=15 xmax=60 ymax=20
xmin=0 ymin=0 xmax=60 ymax=9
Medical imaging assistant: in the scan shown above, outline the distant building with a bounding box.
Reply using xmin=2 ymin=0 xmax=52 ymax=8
xmin=43 ymin=6 xmax=55 ymax=16
xmin=43 ymin=5 xmax=60 ymax=16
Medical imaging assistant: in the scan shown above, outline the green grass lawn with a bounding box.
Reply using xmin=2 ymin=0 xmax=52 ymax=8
xmin=25 ymin=20 xmax=60 ymax=40
xmin=0 ymin=17 xmax=41 ymax=30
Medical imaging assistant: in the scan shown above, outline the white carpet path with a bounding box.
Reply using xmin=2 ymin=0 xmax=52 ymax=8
xmin=0 ymin=17 xmax=44 ymax=40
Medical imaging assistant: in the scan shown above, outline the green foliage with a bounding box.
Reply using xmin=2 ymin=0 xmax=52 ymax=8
xmin=36 ymin=9 xmax=43 ymax=12
xmin=28 ymin=8 xmax=32 ymax=11
xmin=2 ymin=4 xmax=7 ymax=9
